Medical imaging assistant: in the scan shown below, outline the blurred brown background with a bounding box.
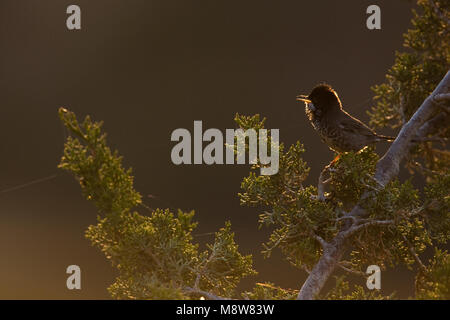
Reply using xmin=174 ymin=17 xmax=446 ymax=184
xmin=0 ymin=0 xmax=418 ymax=299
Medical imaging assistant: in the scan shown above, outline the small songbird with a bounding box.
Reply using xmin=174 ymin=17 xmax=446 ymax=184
xmin=296 ymin=84 xmax=394 ymax=153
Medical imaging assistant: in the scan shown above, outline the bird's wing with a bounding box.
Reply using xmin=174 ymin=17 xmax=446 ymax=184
xmin=338 ymin=113 xmax=377 ymax=137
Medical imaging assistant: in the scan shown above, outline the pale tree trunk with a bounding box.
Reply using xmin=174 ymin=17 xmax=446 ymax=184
xmin=297 ymin=71 xmax=450 ymax=300
xmin=297 ymin=234 xmax=346 ymax=300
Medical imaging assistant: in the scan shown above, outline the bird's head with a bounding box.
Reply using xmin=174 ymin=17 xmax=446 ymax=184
xmin=296 ymin=84 xmax=342 ymax=118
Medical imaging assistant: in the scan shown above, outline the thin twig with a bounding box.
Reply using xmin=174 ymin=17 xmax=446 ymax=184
xmin=401 ymin=234 xmax=427 ymax=273
xmin=343 ymin=219 xmax=394 ymax=237
xmin=337 ymin=263 xmax=366 ymax=277
xmin=312 ymin=234 xmax=329 ymax=248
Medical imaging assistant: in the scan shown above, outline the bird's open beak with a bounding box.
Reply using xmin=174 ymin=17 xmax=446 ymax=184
xmin=296 ymin=94 xmax=311 ymax=103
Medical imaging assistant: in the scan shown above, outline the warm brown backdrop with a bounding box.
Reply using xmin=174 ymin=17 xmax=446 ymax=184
xmin=0 ymin=0 xmax=418 ymax=299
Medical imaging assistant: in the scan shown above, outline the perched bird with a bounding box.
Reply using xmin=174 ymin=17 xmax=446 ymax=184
xmin=296 ymin=84 xmax=394 ymax=154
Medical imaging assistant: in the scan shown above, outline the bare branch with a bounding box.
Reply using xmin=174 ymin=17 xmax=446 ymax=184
xmin=312 ymin=234 xmax=329 ymax=248
xmin=300 ymin=264 xmax=311 ymax=274
xmin=335 ymin=215 xmax=357 ymax=223
xmin=401 ymin=235 xmax=427 ymax=273
xmin=297 ymin=232 xmax=346 ymax=300
xmin=433 ymin=93 xmax=450 ymax=102
xmin=317 ymin=166 xmax=329 ymax=201
xmin=337 ymin=263 xmax=366 ymax=277
xmin=415 ymin=112 xmax=450 ymax=143
xmin=343 ymin=219 xmax=394 ymax=237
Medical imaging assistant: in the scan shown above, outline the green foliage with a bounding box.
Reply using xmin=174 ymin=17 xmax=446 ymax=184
xmin=58 ymin=108 xmax=255 ymax=299
xmin=59 ymin=0 xmax=449 ymax=300
xmin=236 ymin=114 xmax=332 ymax=271
xmin=328 ymin=147 xmax=379 ymax=206
xmin=347 ymin=179 xmax=430 ymax=270
xmin=234 ymin=113 xmax=267 ymax=132
xmin=195 ymin=222 xmax=257 ymax=298
xmin=236 ymin=3 xmax=450 ymax=292
xmin=109 ymin=275 xmax=186 ymax=300
xmin=423 ymin=173 xmax=450 ymax=243
xmin=243 ymin=282 xmax=298 ymax=300
xmin=58 ymin=108 xmax=142 ymax=215
xmin=85 ymin=209 xmax=200 ymax=299
xmin=369 ymin=0 xmax=449 ymax=177
xmin=236 ymin=113 xmax=440 ymax=286
xmin=415 ymin=249 xmax=450 ymax=299
xmin=369 ymin=0 xmax=449 ymax=130
xmin=321 ymin=276 xmax=395 ymax=300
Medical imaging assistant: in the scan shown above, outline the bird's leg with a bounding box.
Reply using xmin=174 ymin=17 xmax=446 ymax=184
xmin=330 ymin=154 xmax=341 ymax=165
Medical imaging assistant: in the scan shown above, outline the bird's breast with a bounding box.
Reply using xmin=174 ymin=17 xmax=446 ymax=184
xmin=305 ymin=103 xmax=321 ymax=123
xmin=307 ymin=116 xmax=347 ymax=152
